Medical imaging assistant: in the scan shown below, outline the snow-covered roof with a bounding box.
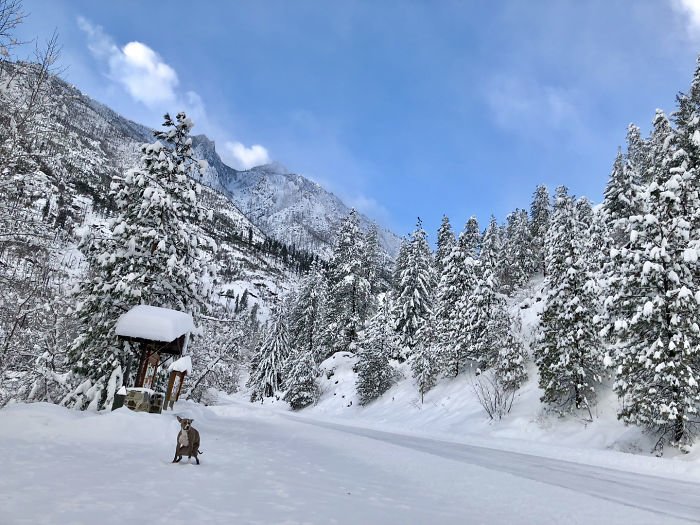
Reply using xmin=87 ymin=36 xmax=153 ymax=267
xmin=168 ymin=355 xmax=192 ymax=374
xmin=115 ymin=305 xmax=194 ymax=342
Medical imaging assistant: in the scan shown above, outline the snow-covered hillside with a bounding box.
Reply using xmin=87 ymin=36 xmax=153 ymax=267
xmin=2 ymin=66 xmax=399 ymax=265
xmin=1 ymin=401 xmax=698 ymax=525
xmin=217 ymin=161 xmax=401 ymax=259
xmin=0 ymin=69 xmax=312 ymax=314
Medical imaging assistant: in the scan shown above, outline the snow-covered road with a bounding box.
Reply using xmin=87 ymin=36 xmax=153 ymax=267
xmin=0 ymin=401 xmax=698 ymax=524
xmin=282 ymin=413 xmax=700 ymax=523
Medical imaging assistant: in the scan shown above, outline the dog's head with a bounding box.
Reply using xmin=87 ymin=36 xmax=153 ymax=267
xmin=177 ymin=416 xmax=194 ymax=431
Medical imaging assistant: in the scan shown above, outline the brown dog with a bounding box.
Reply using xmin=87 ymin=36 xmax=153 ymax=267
xmin=173 ymin=416 xmax=202 ymax=465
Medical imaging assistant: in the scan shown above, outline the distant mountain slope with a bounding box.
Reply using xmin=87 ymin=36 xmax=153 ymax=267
xmin=213 ymin=160 xmax=402 ymax=258
xmin=6 ymin=65 xmax=401 ymax=263
xmin=60 ymin=80 xmax=401 ymax=260
xmin=1 ymin=69 xmax=302 ymax=318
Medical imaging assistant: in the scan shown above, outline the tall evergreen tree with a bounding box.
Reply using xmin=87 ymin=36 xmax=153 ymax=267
xmin=289 ymin=260 xmax=327 ymax=362
xmin=480 ymin=216 xmax=501 ymax=278
xmin=362 ymin=224 xmax=382 ymax=297
xmin=626 ymin=124 xmax=649 ymax=184
xmin=355 ymin=296 xmax=397 ymax=405
xmin=530 ymin=185 xmax=550 ymax=276
xmin=602 ymin=149 xmax=642 ymax=249
xmin=461 ymin=216 xmax=481 ymax=255
xmin=248 ymin=310 xmax=291 ymax=400
xmin=501 ymin=209 xmax=534 ymax=295
xmin=321 ymin=210 xmax=372 ymax=357
xmin=410 ymin=321 xmax=439 ymax=403
xmin=283 ymin=349 xmax=320 ymax=410
xmin=674 ymin=56 xmax=700 ymax=173
xmin=435 ymin=215 xmax=456 ymax=275
xmin=394 ymin=219 xmax=436 ymax=361
xmin=536 ymin=187 xmax=603 ymax=417
xmin=68 ymin=113 xmax=216 ymax=408
xmin=462 ymin=219 xmax=504 ymax=370
xmin=490 ymin=304 xmax=527 ymax=392
xmin=463 ymin=271 xmax=506 ymax=371
xmin=435 ymin=223 xmax=478 ymax=376
xmin=392 ymin=238 xmax=410 ymax=291
xmin=604 ymin=110 xmax=700 ymax=450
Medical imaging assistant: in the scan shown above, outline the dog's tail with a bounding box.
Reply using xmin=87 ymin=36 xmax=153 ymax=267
xmin=198 ymin=449 xmax=203 ymax=454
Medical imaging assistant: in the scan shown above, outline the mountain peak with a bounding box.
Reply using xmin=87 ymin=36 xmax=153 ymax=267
xmin=247 ymin=161 xmax=290 ymax=175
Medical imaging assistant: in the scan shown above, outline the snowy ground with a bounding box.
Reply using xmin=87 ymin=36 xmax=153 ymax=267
xmin=1 ymin=401 xmax=699 ymax=524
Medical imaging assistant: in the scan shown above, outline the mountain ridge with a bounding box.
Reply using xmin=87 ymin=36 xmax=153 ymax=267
xmin=190 ymin=134 xmax=401 ymax=259
xmin=46 ymin=74 xmax=401 ymax=261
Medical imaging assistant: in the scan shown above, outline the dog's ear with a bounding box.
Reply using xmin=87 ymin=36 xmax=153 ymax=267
xmin=189 ymin=419 xmax=194 ymax=423
xmin=176 ymin=416 xmax=182 ymax=422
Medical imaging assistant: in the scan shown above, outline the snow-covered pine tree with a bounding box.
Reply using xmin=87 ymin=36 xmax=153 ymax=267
xmin=392 ymin=238 xmax=410 ymax=291
xmin=501 ymin=209 xmax=534 ymax=295
xmin=602 ymin=148 xmax=642 ymax=249
xmin=283 ymin=349 xmax=320 ymax=410
xmin=67 ymin=113 xmax=216 ymax=409
xmin=535 ymin=187 xmax=603 ymax=417
xmin=604 ymin=110 xmax=700 ymax=450
xmin=461 ymin=216 xmax=481 ymax=255
xmin=480 ymin=215 xmax=501 ymax=280
xmin=530 ymin=185 xmax=550 ymax=276
xmin=435 ymin=215 xmax=456 ymax=275
xmin=362 ymin=224 xmax=382 ymax=297
xmin=599 ymin=128 xmax=647 ymax=320
xmin=626 ymin=124 xmax=650 ymax=185
xmin=462 ymin=217 xmax=505 ymax=370
xmin=321 ymin=209 xmax=372 ymax=358
xmin=583 ymin=203 xmax=609 ymax=287
xmin=575 ymin=197 xmax=593 ymax=231
xmin=289 ymin=260 xmax=327 ymax=362
xmin=457 ymin=217 xmax=505 ymax=369
xmin=247 ymin=309 xmax=291 ymax=401
xmin=355 ymin=295 xmax=397 ymax=405
xmin=462 ymin=275 xmax=506 ymax=371
xmin=489 ymin=304 xmax=527 ymax=392
xmin=394 ymin=218 xmax=436 ymax=361
xmin=410 ymin=320 xmax=439 ymax=403
xmin=674 ymin=56 xmax=700 ymax=174
xmin=435 ymin=222 xmax=478 ymax=376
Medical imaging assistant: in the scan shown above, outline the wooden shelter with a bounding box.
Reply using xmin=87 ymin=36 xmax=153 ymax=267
xmin=115 ymin=305 xmax=194 ymax=390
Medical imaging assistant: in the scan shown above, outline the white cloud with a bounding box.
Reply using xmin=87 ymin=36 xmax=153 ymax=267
xmin=77 ymin=17 xmax=178 ymax=107
xmin=77 ymin=16 xmax=272 ymax=167
xmin=222 ymin=142 xmax=271 ymax=170
xmin=671 ymin=0 xmax=700 ymax=38
xmin=483 ymin=74 xmax=582 ymax=140
xmin=347 ymin=193 xmax=391 ymax=226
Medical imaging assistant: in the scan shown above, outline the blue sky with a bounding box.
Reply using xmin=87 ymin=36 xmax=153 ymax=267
xmin=16 ymin=0 xmax=700 ymax=238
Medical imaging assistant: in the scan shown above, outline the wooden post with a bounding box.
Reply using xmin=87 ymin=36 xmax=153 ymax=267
xmin=135 ymin=346 xmax=161 ymax=388
xmin=164 ymin=370 xmax=187 ymax=410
